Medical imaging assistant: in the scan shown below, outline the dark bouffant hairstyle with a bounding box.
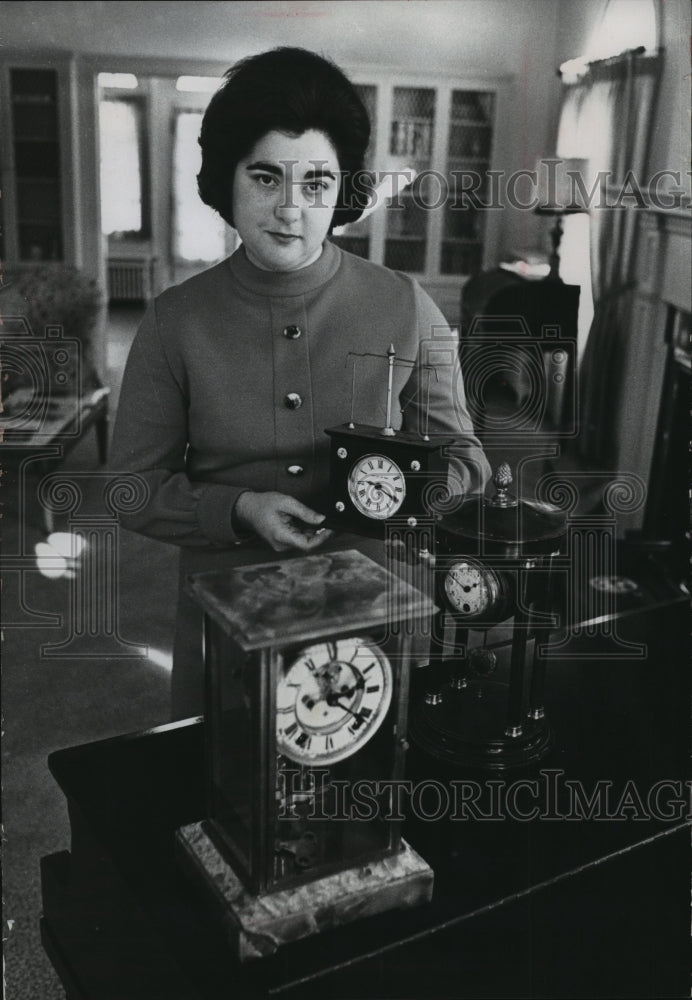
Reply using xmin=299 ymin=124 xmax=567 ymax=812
xmin=197 ymin=47 xmax=371 ymax=231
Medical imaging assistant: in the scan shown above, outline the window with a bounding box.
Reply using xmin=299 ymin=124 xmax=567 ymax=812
xmin=176 ymin=76 xmax=223 ymax=93
xmin=560 ymin=0 xmax=657 ymax=81
xmin=584 ymin=0 xmax=656 ymax=59
xmin=555 ymin=0 xmax=659 ymax=361
xmin=97 ymin=72 xmax=137 ymax=90
xmin=99 ymin=98 xmax=148 ymax=237
xmin=172 ymin=110 xmax=226 ymax=263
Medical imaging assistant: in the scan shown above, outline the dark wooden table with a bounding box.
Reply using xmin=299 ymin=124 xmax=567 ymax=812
xmin=41 ymin=587 xmax=690 ymax=999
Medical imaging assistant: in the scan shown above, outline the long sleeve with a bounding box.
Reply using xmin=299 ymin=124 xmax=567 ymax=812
xmin=400 ymin=281 xmax=491 ymax=496
xmin=109 ymin=300 xmax=246 ymax=548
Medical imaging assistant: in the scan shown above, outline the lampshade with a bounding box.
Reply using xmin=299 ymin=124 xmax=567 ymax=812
xmin=534 ymin=157 xmax=589 ymax=214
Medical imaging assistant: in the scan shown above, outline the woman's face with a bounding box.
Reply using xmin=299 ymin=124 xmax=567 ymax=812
xmin=232 ymin=129 xmax=341 ymax=272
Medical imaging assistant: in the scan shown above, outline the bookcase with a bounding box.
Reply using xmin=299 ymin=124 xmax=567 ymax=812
xmin=0 ymin=53 xmax=76 ymax=268
xmin=10 ymin=67 xmax=64 ymax=261
xmin=331 ymin=73 xmax=508 ymax=319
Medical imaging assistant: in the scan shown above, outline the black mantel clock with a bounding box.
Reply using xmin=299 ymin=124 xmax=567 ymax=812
xmin=177 ymin=549 xmax=436 ymax=962
xmin=325 ymin=345 xmax=456 ymax=537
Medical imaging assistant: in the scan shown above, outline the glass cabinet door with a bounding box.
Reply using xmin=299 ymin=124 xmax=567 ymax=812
xmin=329 ymin=77 xmax=499 ymax=290
xmin=10 ymin=68 xmax=63 ymax=261
xmin=441 ymin=89 xmax=495 ymax=276
xmin=384 ymin=86 xmax=436 ymax=274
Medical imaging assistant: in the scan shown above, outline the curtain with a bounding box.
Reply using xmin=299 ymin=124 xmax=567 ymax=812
xmin=556 ymin=50 xmax=662 ymax=465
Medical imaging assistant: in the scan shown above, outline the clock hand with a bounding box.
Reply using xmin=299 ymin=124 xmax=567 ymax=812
xmin=311 ymin=668 xmax=363 ymax=705
xmin=333 ymin=676 xmax=365 ymax=699
xmin=364 ymin=480 xmax=396 ymax=500
xmin=326 ymin=696 xmax=368 ymax=723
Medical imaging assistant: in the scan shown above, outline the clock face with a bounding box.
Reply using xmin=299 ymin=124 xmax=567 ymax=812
xmin=444 ymin=559 xmax=501 ymax=618
xmin=347 ymin=455 xmax=406 ymax=520
xmin=276 ymin=637 xmax=393 ymax=765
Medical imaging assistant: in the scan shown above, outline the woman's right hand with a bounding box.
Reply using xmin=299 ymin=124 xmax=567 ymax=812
xmin=234 ymin=491 xmax=333 ymax=552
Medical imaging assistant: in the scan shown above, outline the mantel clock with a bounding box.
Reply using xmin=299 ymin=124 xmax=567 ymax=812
xmin=325 ymin=345 xmax=455 ymax=537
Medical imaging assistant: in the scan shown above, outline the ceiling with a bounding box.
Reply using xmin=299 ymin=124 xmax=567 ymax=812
xmin=1 ymin=0 xmax=562 ymax=77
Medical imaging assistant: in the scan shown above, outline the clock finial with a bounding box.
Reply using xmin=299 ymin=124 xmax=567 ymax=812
xmin=494 ymin=462 xmax=512 ymax=491
xmin=486 ymin=461 xmax=519 ymax=508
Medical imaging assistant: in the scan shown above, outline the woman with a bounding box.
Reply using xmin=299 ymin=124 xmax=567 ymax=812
xmin=110 ymin=47 xmax=490 ymax=719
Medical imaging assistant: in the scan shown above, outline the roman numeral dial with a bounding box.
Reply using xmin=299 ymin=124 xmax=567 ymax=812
xmin=347 ymin=455 xmax=406 ymax=520
xmin=276 ymin=637 xmax=393 ymax=765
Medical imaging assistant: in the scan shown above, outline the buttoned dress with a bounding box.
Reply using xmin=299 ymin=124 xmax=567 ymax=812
xmin=110 ymin=241 xmax=490 ymax=718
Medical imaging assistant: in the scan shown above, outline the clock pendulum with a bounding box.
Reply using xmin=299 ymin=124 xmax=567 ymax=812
xmin=410 ymin=463 xmax=568 ymax=770
xmin=177 ymin=550 xmax=436 ymax=961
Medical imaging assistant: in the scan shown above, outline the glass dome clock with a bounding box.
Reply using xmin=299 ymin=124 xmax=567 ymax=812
xmin=411 ymin=463 xmax=567 ymax=770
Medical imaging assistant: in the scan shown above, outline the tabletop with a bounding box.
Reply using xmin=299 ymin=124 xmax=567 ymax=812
xmin=42 ymin=594 xmax=690 ymax=999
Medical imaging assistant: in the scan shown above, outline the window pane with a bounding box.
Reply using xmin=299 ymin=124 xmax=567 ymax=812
xmin=585 ymin=0 xmax=656 ymax=60
xmin=173 ymin=111 xmax=226 ymax=263
xmin=99 ymin=100 xmax=142 ymax=234
xmin=98 ymin=73 xmax=138 ymax=89
xmin=176 ymin=76 xmax=223 ymax=93
xmin=560 ymin=0 xmax=657 ymax=78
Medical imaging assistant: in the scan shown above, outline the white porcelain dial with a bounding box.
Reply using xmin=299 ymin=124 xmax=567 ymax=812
xmin=347 ymin=454 xmax=406 ymax=520
xmin=276 ymin=637 xmax=393 ymax=764
xmin=444 ymin=559 xmax=501 ymax=618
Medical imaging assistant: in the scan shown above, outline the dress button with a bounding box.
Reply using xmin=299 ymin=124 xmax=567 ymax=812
xmin=283 ymin=325 xmax=302 ymax=339
xmin=287 ymin=465 xmax=304 ymax=476
xmin=284 ymin=393 xmax=302 ymax=410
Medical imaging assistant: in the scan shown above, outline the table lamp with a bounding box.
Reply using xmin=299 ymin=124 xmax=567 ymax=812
xmin=534 ymin=157 xmax=589 ymax=281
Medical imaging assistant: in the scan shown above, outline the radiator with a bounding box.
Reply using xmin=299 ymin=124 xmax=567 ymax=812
xmin=107 ymin=258 xmax=153 ymax=302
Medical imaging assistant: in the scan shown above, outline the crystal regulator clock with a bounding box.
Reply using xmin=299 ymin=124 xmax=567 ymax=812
xmin=178 ymin=549 xmax=435 ymax=961
xmin=325 ymin=345 xmax=456 ymax=537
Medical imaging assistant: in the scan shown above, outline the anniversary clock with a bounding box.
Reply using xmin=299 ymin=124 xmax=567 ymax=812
xmin=325 ymin=345 xmax=456 ymax=537
xmin=410 ymin=463 xmax=567 ymax=769
xmin=177 ymin=549 xmax=435 ymax=961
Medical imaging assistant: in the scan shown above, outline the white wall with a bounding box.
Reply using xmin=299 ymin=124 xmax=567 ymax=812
xmin=1 ymin=0 xmax=565 ymax=259
xmin=650 ymin=0 xmax=691 ymax=200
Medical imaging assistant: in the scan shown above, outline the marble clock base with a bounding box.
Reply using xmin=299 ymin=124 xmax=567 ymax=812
xmin=176 ymin=821 xmax=434 ymax=962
